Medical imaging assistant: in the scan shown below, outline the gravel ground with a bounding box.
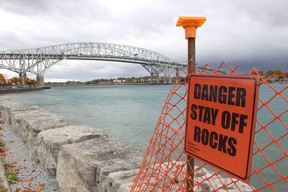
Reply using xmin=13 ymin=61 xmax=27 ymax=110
xmin=0 ymin=122 xmax=60 ymax=192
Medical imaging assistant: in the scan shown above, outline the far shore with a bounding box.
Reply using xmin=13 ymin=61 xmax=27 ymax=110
xmin=1 ymin=81 xmax=286 ymax=94
xmin=0 ymin=87 xmax=45 ymax=94
xmin=0 ymin=83 xmax=171 ymax=94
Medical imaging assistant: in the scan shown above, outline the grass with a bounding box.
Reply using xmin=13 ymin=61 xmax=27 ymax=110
xmin=6 ymin=172 xmax=18 ymax=184
xmin=4 ymin=163 xmax=19 ymax=184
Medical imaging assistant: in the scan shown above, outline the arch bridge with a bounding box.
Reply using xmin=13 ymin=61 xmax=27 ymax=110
xmin=0 ymin=42 xmax=187 ymax=85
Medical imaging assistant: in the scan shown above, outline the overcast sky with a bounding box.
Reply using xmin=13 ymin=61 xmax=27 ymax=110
xmin=0 ymin=0 xmax=287 ymax=82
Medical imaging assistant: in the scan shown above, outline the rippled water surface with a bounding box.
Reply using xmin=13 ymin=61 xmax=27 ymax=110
xmin=8 ymin=85 xmax=172 ymax=150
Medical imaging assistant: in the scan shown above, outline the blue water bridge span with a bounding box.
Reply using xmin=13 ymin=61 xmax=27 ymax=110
xmin=0 ymin=42 xmax=189 ymax=85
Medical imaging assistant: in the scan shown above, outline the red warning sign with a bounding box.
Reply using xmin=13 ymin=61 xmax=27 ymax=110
xmin=185 ymin=74 xmax=259 ymax=181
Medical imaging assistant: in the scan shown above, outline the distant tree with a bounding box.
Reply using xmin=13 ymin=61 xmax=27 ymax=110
xmin=0 ymin=73 xmax=7 ymax=85
xmin=126 ymin=77 xmax=135 ymax=83
xmin=0 ymin=73 xmax=4 ymax=80
xmin=26 ymin=78 xmax=37 ymax=86
xmin=9 ymin=77 xmax=21 ymax=85
xmin=272 ymin=69 xmax=283 ymax=75
xmin=277 ymin=73 xmax=286 ymax=80
xmin=5 ymin=76 xmax=37 ymax=87
xmin=250 ymin=70 xmax=265 ymax=78
xmin=264 ymin=69 xmax=285 ymax=81
xmin=273 ymin=69 xmax=284 ymax=80
xmin=265 ymin=70 xmax=274 ymax=78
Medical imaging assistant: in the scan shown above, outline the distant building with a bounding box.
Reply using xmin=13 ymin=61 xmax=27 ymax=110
xmin=113 ymin=79 xmax=126 ymax=84
xmin=280 ymin=78 xmax=288 ymax=83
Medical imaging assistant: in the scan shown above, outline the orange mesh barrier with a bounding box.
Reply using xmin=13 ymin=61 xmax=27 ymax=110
xmin=131 ymin=62 xmax=287 ymax=191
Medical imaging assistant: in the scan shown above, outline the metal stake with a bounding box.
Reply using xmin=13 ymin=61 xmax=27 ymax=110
xmin=176 ymin=16 xmax=206 ymax=192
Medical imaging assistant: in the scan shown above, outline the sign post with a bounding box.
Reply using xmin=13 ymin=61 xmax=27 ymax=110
xmin=176 ymin=16 xmax=206 ymax=192
xmin=185 ymin=74 xmax=259 ymax=181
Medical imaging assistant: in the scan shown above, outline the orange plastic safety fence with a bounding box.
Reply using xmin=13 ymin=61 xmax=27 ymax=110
xmin=130 ymin=61 xmax=287 ymax=191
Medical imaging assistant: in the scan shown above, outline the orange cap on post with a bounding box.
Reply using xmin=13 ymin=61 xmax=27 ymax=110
xmin=176 ymin=16 xmax=206 ymax=39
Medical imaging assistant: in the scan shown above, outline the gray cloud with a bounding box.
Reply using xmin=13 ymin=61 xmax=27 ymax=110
xmin=0 ymin=0 xmax=287 ymax=81
xmin=43 ymin=61 xmax=149 ymax=81
xmin=231 ymin=0 xmax=288 ymax=26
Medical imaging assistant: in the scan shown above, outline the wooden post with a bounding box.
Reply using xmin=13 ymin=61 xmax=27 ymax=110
xmin=176 ymin=16 xmax=206 ymax=192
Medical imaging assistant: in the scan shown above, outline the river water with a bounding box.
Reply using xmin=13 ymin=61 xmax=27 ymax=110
xmin=6 ymin=83 xmax=288 ymax=191
xmin=8 ymin=85 xmax=171 ymax=150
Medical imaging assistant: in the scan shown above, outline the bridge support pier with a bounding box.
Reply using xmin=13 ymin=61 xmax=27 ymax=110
xmin=19 ymin=73 xmax=27 ymax=78
xmin=19 ymin=73 xmax=27 ymax=85
xmin=167 ymin=75 xmax=172 ymax=84
xmin=156 ymin=74 xmax=160 ymax=84
xmin=151 ymin=73 xmax=160 ymax=84
xmin=36 ymin=75 xmax=44 ymax=87
xmin=164 ymin=69 xmax=172 ymax=84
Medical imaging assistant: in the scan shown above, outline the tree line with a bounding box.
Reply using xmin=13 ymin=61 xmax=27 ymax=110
xmin=250 ymin=69 xmax=288 ymax=81
xmin=0 ymin=74 xmax=37 ymax=87
xmin=1 ymin=69 xmax=287 ymax=87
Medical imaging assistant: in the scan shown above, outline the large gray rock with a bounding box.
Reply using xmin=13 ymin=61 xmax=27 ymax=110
xmin=104 ymin=169 xmax=139 ymax=192
xmin=10 ymin=108 xmax=64 ymax=135
xmin=29 ymin=118 xmax=67 ymax=160
xmin=56 ymin=138 xmax=143 ymax=192
xmin=0 ymin=98 xmax=29 ymax=124
xmin=10 ymin=106 xmax=41 ymax=132
xmin=36 ymin=125 xmax=107 ymax=176
xmin=10 ymin=109 xmax=67 ymax=160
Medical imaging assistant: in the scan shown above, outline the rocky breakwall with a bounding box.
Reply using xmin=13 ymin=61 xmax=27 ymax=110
xmin=0 ymin=97 xmax=142 ymax=191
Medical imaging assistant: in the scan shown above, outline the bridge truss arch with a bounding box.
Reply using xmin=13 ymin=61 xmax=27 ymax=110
xmin=0 ymin=42 xmax=186 ymax=78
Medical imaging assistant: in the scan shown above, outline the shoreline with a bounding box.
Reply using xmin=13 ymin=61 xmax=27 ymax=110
xmin=0 ymin=97 xmax=256 ymax=191
xmin=0 ymin=83 xmax=172 ymax=94
xmin=0 ymin=97 xmax=143 ymax=191
xmin=0 ymin=87 xmax=45 ymax=94
xmin=46 ymin=83 xmax=172 ymax=87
